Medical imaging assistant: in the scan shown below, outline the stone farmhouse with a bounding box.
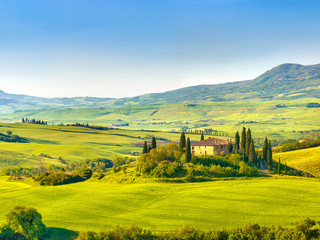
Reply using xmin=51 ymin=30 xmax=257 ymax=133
xmin=191 ymin=137 xmax=234 ymax=156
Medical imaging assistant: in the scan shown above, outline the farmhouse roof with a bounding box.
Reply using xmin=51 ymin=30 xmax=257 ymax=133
xmin=191 ymin=137 xmax=230 ymax=146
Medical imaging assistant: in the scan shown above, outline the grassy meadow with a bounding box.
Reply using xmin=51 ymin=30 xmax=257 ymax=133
xmin=0 ymin=176 xmax=320 ymax=233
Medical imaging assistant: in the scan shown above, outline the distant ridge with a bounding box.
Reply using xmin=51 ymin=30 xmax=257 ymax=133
xmin=1 ymin=63 xmax=320 ymax=114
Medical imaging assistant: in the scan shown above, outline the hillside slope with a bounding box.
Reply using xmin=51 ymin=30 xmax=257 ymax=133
xmin=122 ymin=63 xmax=320 ymax=104
xmin=1 ymin=63 xmax=320 ymax=114
xmin=274 ymin=146 xmax=320 ymax=177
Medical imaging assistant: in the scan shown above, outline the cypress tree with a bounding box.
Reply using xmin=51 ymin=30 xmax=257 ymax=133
xmin=200 ymin=132 xmax=204 ymax=141
xmin=248 ymin=139 xmax=255 ymax=164
xmin=148 ymin=145 xmax=151 ymax=153
xmin=179 ymin=131 xmax=186 ymax=151
xmin=186 ymin=138 xmax=191 ymax=162
xmin=235 ymin=131 xmax=240 ymax=153
xmin=278 ymin=158 xmax=281 ymax=175
xmin=267 ymin=140 xmax=273 ymax=169
xmin=263 ymin=137 xmax=268 ymax=164
xmin=246 ymin=128 xmax=252 ymax=156
xmin=284 ymin=163 xmax=287 ymax=175
xmin=240 ymin=127 xmax=246 ymax=154
xmin=151 ymin=137 xmax=156 ymax=149
xmin=143 ymin=141 xmax=148 ymax=154
xmin=227 ymin=142 xmax=233 ymax=153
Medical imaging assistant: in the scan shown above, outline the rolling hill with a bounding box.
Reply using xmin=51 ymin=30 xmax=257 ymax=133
xmin=1 ymin=63 xmax=320 ymax=114
xmin=274 ymin=146 xmax=320 ymax=178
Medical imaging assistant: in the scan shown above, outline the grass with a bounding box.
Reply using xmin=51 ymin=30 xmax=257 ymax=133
xmin=1 ymin=98 xmax=320 ymax=140
xmin=0 ymin=176 xmax=319 ymax=233
xmin=274 ymin=146 xmax=320 ymax=177
xmin=0 ymin=123 xmax=207 ymax=168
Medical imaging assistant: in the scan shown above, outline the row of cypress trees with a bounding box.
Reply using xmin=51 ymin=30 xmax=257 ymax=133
xmin=263 ymin=137 xmax=273 ymax=168
xmin=179 ymin=132 xmax=192 ymax=162
xmin=234 ymin=127 xmax=275 ymax=169
xmin=142 ymin=137 xmax=157 ymax=154
xmin=234 ymin=127 xmax=257 ymax=164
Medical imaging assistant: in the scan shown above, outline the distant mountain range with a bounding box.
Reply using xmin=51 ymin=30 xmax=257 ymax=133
xmin=1 ymin=63 xmax=320 ymax=114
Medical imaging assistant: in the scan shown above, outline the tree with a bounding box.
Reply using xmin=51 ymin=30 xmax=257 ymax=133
xmin=6 ymin=206 xmax=46 ymax=239
xmin=248 ymin=139 xmax=256 ymax=164
xmin=179 ymin=132 xmax=186 ymax=151
xmin=284 ymin=163 xmax=287 ymax=175
xmin=200 ymin=132 xmax=204 ymax=141
xmin=267 ymin=140 xmax=273 ymax=169
xmin=240 ymin=127 xmax=246 ymax=154
xmin=263 ymin=137 xmax=268 ymax=163
xmin=186 ymin=138 xmax=191 ymax=162
xmin=143 ymin=141 xmax=148 ymax=154
xmin=278 ymin=158 xmax=281 ymax=175
xmin=6 ymin=131 xmax=12 ymax=136
xmin=227 ymin=142 xmax=233 ymax=153
xmin=235 ymin=131 xmax=240 ymax=153
xmin=246 ymin=128 xmax=252 ymax=156
xmin=151 ymin=137 xmax=156 ymax=149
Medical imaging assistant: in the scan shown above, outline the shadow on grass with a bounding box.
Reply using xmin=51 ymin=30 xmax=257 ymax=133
xmin=47 ymin=227 xmax=78 ymax=240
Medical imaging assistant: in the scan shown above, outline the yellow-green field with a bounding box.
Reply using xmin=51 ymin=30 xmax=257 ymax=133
xmin=0 ymin=123 xmax=211 ymax=169
xmin=0 ymin=176 xmax=319 ymax=233
xmin=1 ymin=99 xmax=320 ymax=139
xmin=274 ymin=146 xmax=320 ymax=177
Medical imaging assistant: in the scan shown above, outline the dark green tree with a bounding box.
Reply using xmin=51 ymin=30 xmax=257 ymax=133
xmin=151 ymin=137 xmax=156 ymax=149
xmin=148 ymin=145 xmax=151 ymax=153
xmin=246 ymin=128 xmax=252 ymax=156
xmin=284 ymin=163 xmax=287 ymax=175
xmin=248 ymin=139 xmax=256 ymax=164
xmin=227 ymin=142 xmax=233 ymax=153
xmin=6 ymin=206 xmax=46 ymax=239
xmin=242 ymin=152 xmax=246 ymax=162
xmin=179 ymin=131 xmax=186 ymax=151
xmin=235 ymin=131 xmax=240 ymax=153
xmin=143 ymin=141 xmax=148 ymax=154
xmin=267 ymin=140 xmax=273 ymax=169
xmin=240 ymin=127 xmax=246 ymax=154
xmin=278 ymin=158 xmax=281 ymax=175
xmin=200 ymin=132 xmax=204 ymax=141
xmin=263 ymin=137 xmax=268 ymax=163
xmin=186 ymin=138 xmax=191 ymax=162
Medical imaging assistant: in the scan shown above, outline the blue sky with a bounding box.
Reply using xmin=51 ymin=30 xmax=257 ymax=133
xmin=0 ymin=0 xmax=320 ymax=98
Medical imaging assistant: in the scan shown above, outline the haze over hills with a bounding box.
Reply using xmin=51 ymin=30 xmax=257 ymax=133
xmin=1 ymin=63 xmax=320 ymax=115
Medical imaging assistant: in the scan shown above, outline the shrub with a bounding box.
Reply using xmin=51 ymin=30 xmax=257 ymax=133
xmin=6 ymin=206 xmax=46 ymax=239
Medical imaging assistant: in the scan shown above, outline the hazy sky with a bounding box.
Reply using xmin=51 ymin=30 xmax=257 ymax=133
xmin=0 ymin=0 xmax=320 ymax=98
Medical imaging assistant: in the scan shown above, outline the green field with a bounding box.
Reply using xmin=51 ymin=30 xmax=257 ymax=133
xmin=274 ymin=146 xmax=320 ymax=178
xmin=0 ymin=123 xmax=210 ymax=169
xmin=0 ymin=176 xmax=319 ymax=233
xmin=1 ymin=99 xmax=320 ymax=140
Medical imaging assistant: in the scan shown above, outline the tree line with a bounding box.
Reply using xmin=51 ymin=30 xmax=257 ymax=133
xmin=22 ymin=118 xmax=48 ymax=125
xmin=77 ymin=218 xmax=320 ymax=240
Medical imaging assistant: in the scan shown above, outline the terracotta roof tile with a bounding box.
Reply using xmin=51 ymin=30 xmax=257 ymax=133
xmin=191 ymin=137 xmax=230 ymax=146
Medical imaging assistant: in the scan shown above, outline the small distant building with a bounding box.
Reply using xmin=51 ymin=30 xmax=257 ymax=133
xmin=202 ymin=128 xmax=213 ymax=133
xmin=299 ymin=138 xmax=312 ymax=143
xmin=191 ymin=137 xmax=234 ymax=156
